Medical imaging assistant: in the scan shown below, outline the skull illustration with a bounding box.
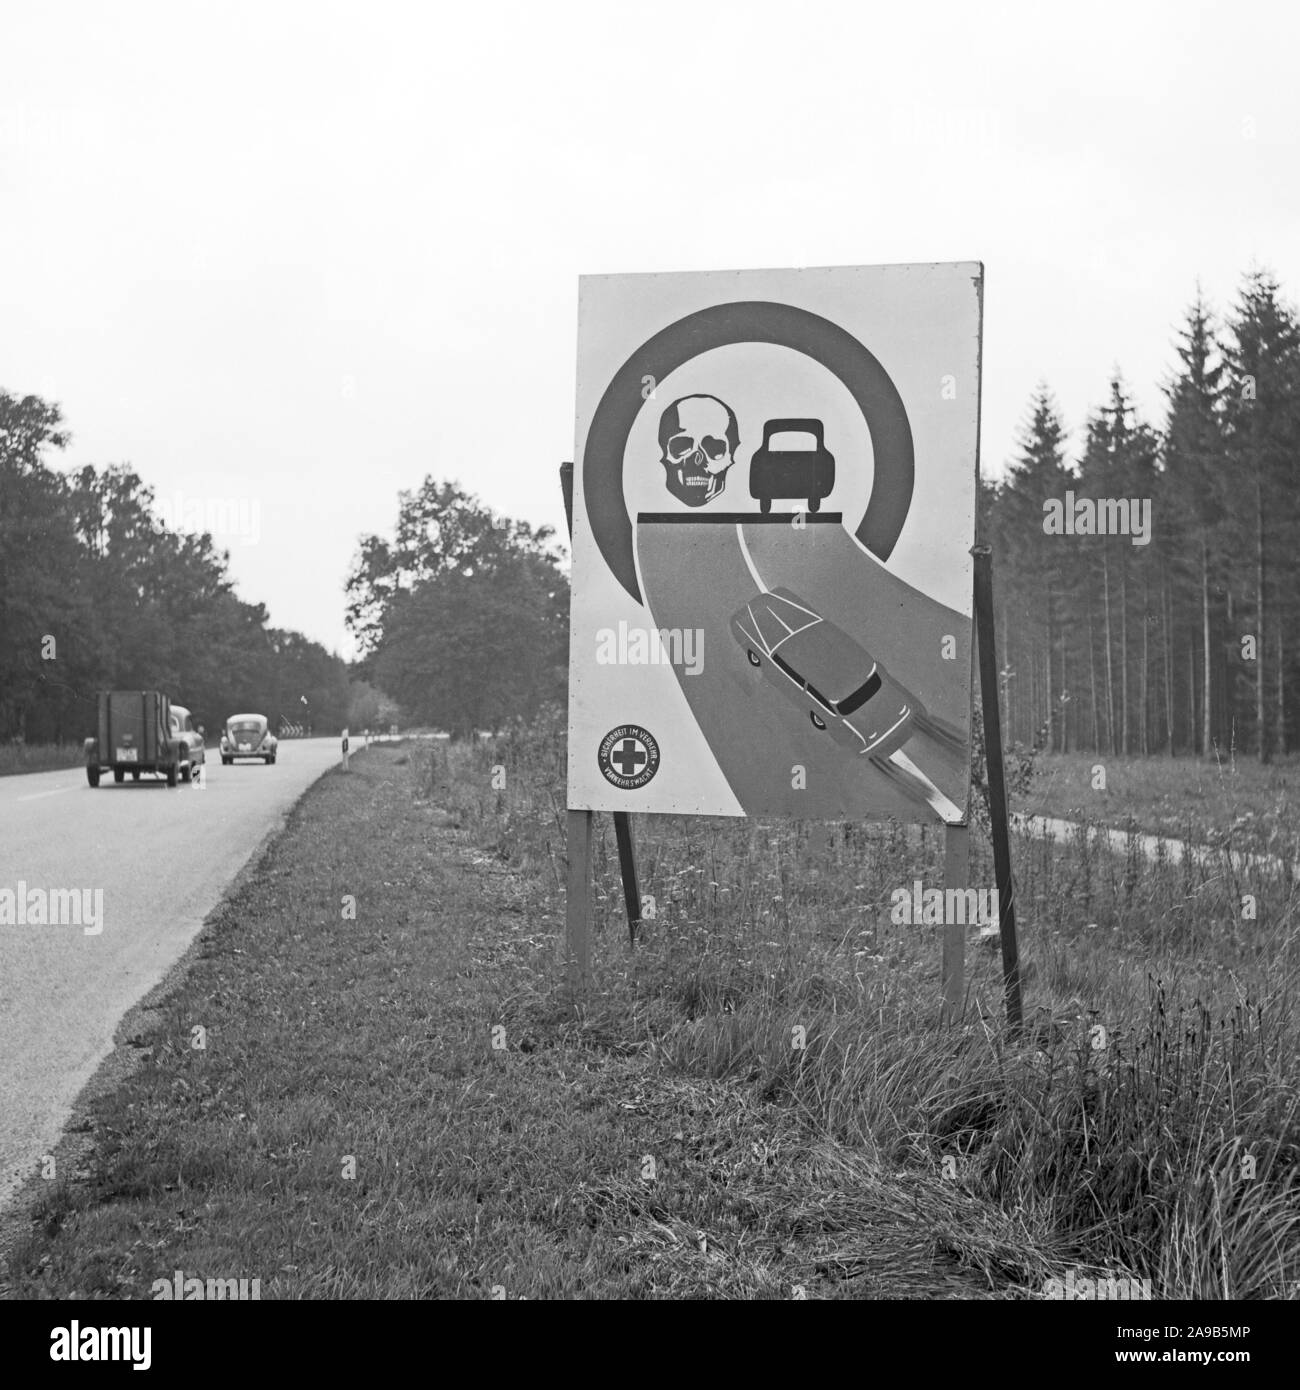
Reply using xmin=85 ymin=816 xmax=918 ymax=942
xmin=658 ymin=394 xmax=739 ymax=506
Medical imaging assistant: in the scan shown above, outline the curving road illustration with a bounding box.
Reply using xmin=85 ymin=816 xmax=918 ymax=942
xmin=636 ymin=512 xmax=971 ymax=822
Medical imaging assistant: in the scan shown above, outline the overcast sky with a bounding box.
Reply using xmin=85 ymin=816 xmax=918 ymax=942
xmin=3 ymin=0 xmax=1296 ymax=658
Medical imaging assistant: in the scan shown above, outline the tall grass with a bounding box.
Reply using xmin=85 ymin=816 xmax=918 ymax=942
xmin=416 ymin=709 xmax=1300 ymax=1298
xmin=1023 ymin=749 xmax=1300 ymax=857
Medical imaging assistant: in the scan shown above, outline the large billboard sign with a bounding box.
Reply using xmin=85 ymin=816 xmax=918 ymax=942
xmin=567 ymin=263 xmax=982 ymax=824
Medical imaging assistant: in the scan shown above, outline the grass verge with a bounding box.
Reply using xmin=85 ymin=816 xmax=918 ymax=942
xmin=2 ymin=744 xmax=1054 ymax=1299
xmin=4 ymin=727 xmax=1296 ymax=1300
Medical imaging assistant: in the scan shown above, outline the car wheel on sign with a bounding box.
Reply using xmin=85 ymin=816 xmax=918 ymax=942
xmin=167 ymin=764 xmax=178 ymax=787
xmin=747 ymin=649 xmax=761 ymax=667
xmin=113 ymin=768 xmax=124 ymax=783
xmin=810 ymin=711 xmax=827 ymax=730
xmin=87 ymin=766 xmax=100 ymax=788
xmin=131 ymin=769 xmax=140 ymax=780
xmin=808 ymin=496 xmax=820 ymax=513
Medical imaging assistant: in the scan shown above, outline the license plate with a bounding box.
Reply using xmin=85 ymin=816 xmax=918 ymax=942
xmin=116 ymin=748 xmax=138 ymax=762
xmin=239 ymin=743 xmax=251 ymax=751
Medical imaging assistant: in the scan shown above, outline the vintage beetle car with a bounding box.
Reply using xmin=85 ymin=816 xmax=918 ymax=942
xmin=221 ymin=713 xmax=278 ymax=764
xmin=730 ymin=587 xmax=924 ymax=760
xmin=748 ymin=418 xmax=836 ymax=514
xmin=85 ymin=690 xmax=205 ymax=786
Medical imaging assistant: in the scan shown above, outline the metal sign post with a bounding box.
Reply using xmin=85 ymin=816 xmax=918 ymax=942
xmin=973 ymin=545 xmax=1023 ymax=1032
xmin=942 ymin=822 xmax=969 ymax=1024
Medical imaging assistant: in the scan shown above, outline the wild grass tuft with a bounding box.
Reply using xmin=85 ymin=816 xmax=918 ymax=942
xmin=428 ymin=715 xmax=1300 ymax=1298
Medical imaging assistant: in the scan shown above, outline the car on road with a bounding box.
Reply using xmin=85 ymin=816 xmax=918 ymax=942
xmin=220 ymin=713 xmax=278 ymax=764
xmin=85 ymin=690 xmax=205 ymax=786
xmin=748 ymin=418 xmax=835 ymax=514
xmin=730 ymin=587 xmax=924 ymax=759
xmin=170 ymin=706 xmax=206 ymax=780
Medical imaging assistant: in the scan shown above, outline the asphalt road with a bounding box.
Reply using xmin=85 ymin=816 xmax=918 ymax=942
xmin=636 ymin=513 xmax=971 ymax=820
xmin=0 ymin=738 xmax=344 ymax=1210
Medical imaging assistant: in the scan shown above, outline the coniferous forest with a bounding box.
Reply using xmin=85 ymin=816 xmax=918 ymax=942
xmin=983 ymin=268 xmax=1300 ymax=761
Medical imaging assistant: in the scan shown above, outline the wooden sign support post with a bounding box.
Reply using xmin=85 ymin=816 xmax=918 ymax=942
xmin=560 ymin=463 xmax=643 ymax=994
xmin=566 ymin=807 xmax=593 ymax=994
xmin=972 ymin=544 xmax=1024 ymax=1033
xmin=942 ymin=822 xmax=969 ymax=1025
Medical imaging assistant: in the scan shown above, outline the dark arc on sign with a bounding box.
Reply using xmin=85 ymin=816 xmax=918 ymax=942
xmin=582 ymin=300 xmax=916 ymax=605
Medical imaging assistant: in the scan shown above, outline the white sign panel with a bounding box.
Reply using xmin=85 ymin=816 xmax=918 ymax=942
xmin=568 ymin=262 xmax=982 ymax=823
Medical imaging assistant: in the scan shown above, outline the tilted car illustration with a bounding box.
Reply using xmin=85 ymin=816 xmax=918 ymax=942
xmin=84 ymin=690 xmax=205 ymax=786
xmin=748 ymin=418 xmax=835 ymax=514
xmin=221 ymin=713 xmax=278 ymax=764
xmin=730 ymin=587 xmax=924 ymax=759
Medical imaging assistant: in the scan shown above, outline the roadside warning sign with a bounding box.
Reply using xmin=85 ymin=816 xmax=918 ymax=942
xmin=567 ymin=263 xmax=983 ymax=823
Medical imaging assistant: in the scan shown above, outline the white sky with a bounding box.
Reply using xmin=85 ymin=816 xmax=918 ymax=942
xmin=3 ymin=0 xmax=1296 ymax=658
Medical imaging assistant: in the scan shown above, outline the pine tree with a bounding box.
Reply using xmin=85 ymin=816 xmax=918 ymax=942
xmin=1076 ymin=377 xmax=1159 ymax=754
xmin=1222 ymin=270 xmax=1300 ymax=761
xmin=1000 ymin=386 xmax=1073 ymax=750
xmin=1160 ymin=292 xmax=1227 ymax=755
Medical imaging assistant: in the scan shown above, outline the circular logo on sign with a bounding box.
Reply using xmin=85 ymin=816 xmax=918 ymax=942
xmin=598 ymin=725 xmax=660 ymax=790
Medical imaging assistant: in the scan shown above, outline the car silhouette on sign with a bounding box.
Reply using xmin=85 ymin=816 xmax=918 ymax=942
xmin=730 ymin=587 xmax=924 ymax=759
xmin=748 ymin=418 xmax=835 ymax=513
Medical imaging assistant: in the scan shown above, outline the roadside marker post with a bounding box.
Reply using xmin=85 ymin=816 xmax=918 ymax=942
xmin=341 ymin=728 xmax=350 ymax=772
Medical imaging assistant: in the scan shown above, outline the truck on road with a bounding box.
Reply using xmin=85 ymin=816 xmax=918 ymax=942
xmin=84 ymin=691 xmax=206 ymax=787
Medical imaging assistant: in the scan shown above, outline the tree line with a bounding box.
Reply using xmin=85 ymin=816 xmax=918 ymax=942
xmin=984 ymin=267 xmax=1300 ymax=761
xmin=346 ymin=478 xmax=568 ymax=737
xmin=0 ymin=390 xmax=353 ymax=744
